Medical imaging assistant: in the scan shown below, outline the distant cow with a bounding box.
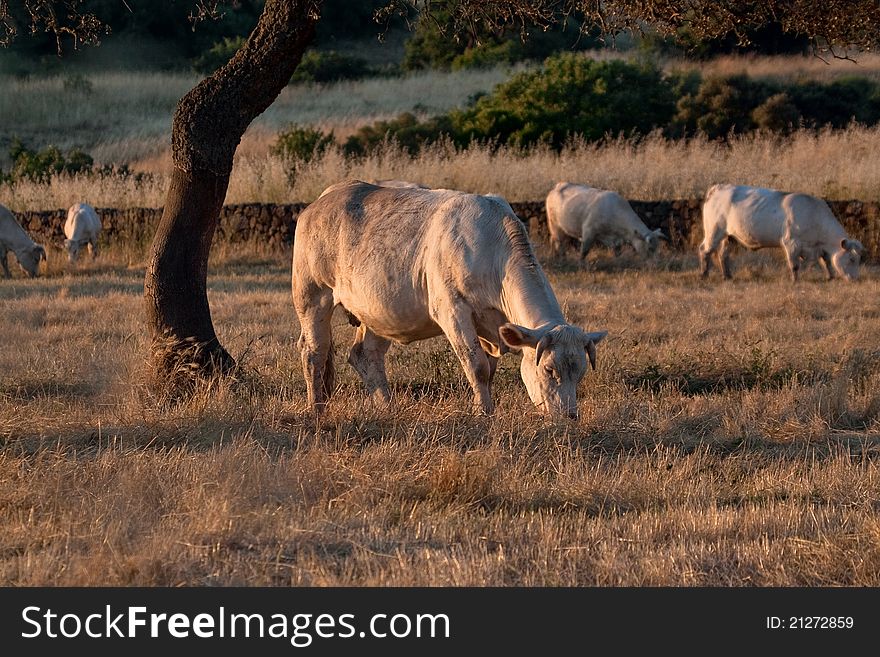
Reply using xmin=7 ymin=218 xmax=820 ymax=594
xmin=64 ymin=202 xmax=102 ymax=263
xmin=545 ymin=182 xmax=666 ymax=259
xmin=699 ymin=184 xmax=863 ymax=281
xmin=292 ymin=180 xmax=607 ymax=420
xmin=0 ymin=204 xmax=46 ymax=278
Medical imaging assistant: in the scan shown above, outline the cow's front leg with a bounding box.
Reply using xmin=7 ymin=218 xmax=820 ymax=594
xmin=579 ymin=227 xmax=598 ymax=262
xmin=819 ymin=252 xmax=834 ymax=281
xmin=433 ymin=302 xmax=494 ymax=415
xmin=0 ymin=246 xmax=10 ymax=278
xmin=486 ymin=352 xmax=499 ymax=388
xmin=348 ymin=324 xmax=391 ymax=404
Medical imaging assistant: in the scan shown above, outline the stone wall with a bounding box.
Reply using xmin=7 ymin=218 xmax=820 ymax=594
xmin=15 ymin=198 xmax=880 ymax=261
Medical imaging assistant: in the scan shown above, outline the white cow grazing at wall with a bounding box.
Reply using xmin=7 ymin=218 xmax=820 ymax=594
xmin=292 ymin=180 xmax=607 ymax=420
xmin=699 ymin=184 xmax=863 ymax=281
xmin=64 ymin=202 xmax=102 ymax=263
xmin=545 ymin=182 xmax=666 ymax=259
xmin=0 ymin=204 xmax=47 ymax=278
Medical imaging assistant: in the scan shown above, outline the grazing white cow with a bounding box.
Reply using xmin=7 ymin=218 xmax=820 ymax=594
xmin=292 ymin=180 xmax=607 ymax=419
xmin=699 ymin=184 xmax=863 ymax=281
xmin=63 ymin=202 xmax=102 ymax=263
xmin=0 ymin=204 xmax=46 ymax=278
xmin=545 ymin=182 xmax=666 ymax=259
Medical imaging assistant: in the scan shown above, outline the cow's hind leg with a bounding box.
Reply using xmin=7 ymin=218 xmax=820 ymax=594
xmin=698 ymin=224 xmax=729 ymax=278
xmin=782 ymin=237 xmax=802 ymax=283
xmin=717 ymin=237 xmax=733 ymax=280
xmin=546 ymin=215 xmax=565 ymax=257
xmin=293 ymin=282 xmax=336 ymax=413
xmin=697 ymin=241 xmax=713 ymax=277
xmin=348 ymin=324 xmax=391 ymax=404
xmin=432 ymin=302 xmax=494 ymax=415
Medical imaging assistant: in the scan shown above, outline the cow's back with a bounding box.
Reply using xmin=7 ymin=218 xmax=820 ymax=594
xmin=65 ymin=203 xmax=100 ymax=240
xmin=547 ymin=183 xmax=609 ymax=236
xmin=293 ymin=181 xmax=512 ymax=341
xmin=704 ymin=184 xmax=788 ymax=249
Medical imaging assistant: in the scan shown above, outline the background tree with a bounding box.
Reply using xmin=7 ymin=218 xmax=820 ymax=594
xmin=3 ymin=0 xmax=880 ymax=385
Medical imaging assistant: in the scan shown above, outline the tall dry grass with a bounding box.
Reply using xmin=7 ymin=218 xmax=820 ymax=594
xmin=0 ymin=244 xmax=879 ymax=585
xmin=277 ymin=127 xmax=880 ymax=203
xmin=4 ymin=125 xmax=880 ymax=211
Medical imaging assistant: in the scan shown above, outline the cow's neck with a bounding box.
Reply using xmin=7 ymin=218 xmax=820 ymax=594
xmin=3 ymin=219 xmax=34 ymax=253
xmin=497 ymin=220 xmax=566 ymax=329
xmin=500 ymin=275 xmax=564 ymax=329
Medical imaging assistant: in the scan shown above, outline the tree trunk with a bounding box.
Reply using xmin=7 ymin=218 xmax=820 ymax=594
xmin=144 ymin=0 xmax=320 ymax=380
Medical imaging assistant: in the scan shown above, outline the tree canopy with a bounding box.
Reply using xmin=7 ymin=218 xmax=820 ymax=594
xmin=4 ymin=1 xmax=880 ymax=56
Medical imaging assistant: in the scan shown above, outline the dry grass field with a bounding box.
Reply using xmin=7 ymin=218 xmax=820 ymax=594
xmin=2 ymin=241 xmax=879 ymax=586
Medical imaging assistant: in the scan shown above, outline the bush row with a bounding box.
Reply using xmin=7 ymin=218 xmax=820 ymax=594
xmin=270 ymin=53 xmax=880 ymax=162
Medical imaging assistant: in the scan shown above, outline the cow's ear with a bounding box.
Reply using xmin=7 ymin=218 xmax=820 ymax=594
xmin=478 ymin=337 xmax=502 ymax=358
xmin=581 ymin=330 xmax=607 ymax=370
xmin=843 ymin=239 xmax=864 ymax=254
xmin=499 ymin=323 xmax=542 ymax=350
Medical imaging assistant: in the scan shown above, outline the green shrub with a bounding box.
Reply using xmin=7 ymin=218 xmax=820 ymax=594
xmin=671 ymin=75 xmax=778 ymax=138
xmin=451 ymin=54 xmax=677 ymax=149
xmin=752 ymin=93 xmax=801 ymax=134
xmin=271 ymin=125 xmax=335 ymax=163
xmin=789 ymin=77 xmax=880 ymax=128
xmin=343 ymin=112 xmax=456 ymax=156
xmin=451 ymin=41 xmax=521 ymax=70
xmin=192 ymin=36 xmax=245 ymax=75
xmin=289 ymin=50 xmax=371 ymax=84
xmin=4 ymin=139 xmax=93 ymax=183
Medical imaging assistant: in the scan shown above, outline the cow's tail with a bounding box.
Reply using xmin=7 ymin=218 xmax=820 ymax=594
xmin=703 ymin=183 xmax=722 ymax=207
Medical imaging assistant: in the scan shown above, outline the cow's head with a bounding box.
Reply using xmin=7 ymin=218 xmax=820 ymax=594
xmin=17 ymin=244 xmax=46 ymax=278
xmin=832 ymin=238 xmax=864 ymax=281
xmin=64 ymin=238 xmax=88 ymax=263
xmin=499 ymin=323 xmax=607 ymax=420
xmin=636 ymin=228 xmax=667 ymax=256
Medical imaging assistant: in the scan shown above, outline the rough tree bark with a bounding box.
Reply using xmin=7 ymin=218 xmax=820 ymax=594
xmin=144 ymin=0 xmax=320 ymax=377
